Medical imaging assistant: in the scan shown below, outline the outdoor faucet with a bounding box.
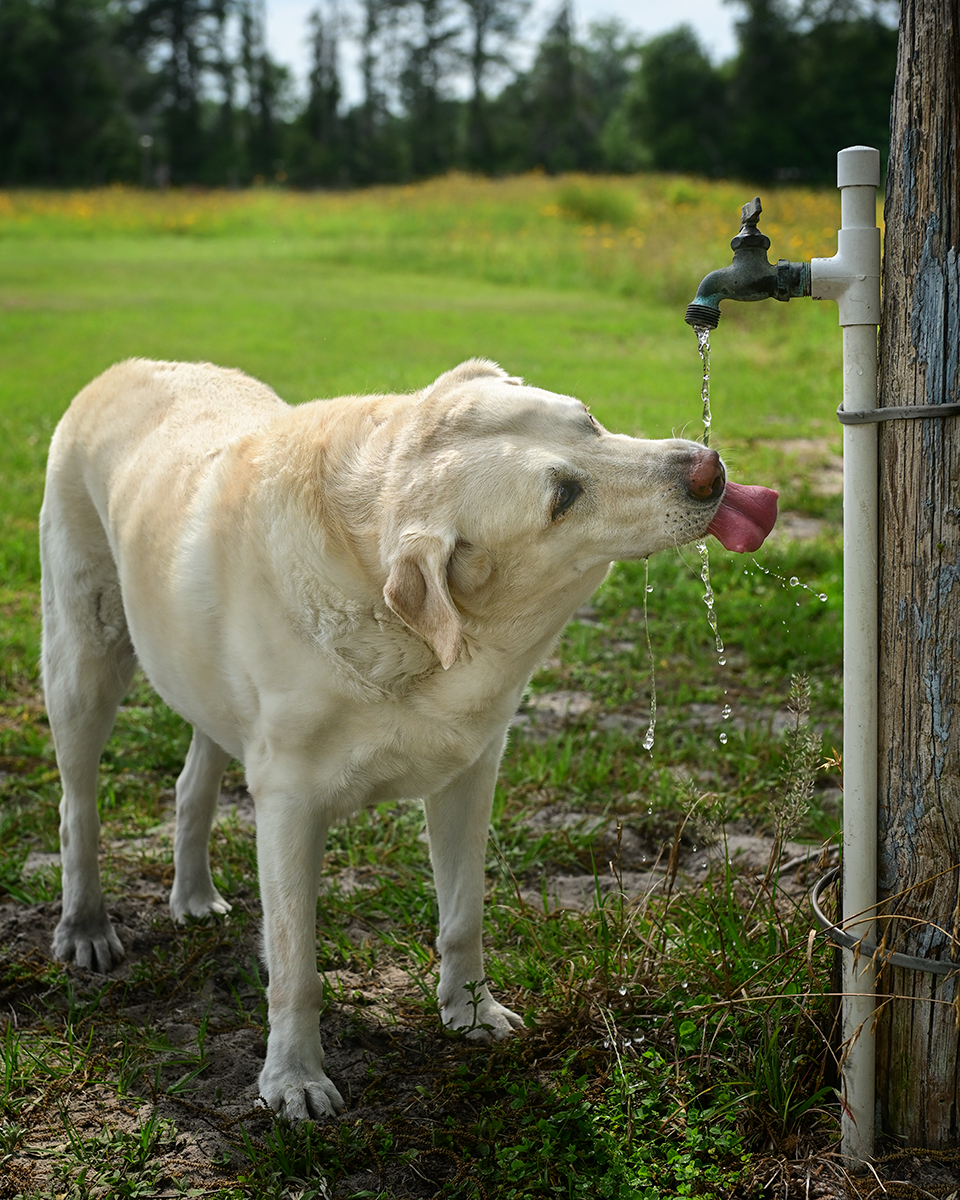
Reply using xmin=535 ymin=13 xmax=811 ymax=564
xmin=684 ymin=197 xmax=811 ymax=329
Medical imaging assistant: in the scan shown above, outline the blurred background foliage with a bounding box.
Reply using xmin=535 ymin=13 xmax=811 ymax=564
xmin=0 ymin=0 xmax=898 ymax=188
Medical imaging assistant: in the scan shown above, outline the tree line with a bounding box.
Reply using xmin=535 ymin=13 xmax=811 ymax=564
xmin=0 ymin=0 xmax=898 ymax=187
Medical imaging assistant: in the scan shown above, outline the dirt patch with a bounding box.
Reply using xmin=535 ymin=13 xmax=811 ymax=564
xmin=767 ymin=437 xmax=844 ymax=497
xmin=770 ymin=511 xmax=829 ymax=541
xmin=512 ymin=687 xmax=836 ymax=747
xmin=0 ymin=877 xmax=459 ymax=1197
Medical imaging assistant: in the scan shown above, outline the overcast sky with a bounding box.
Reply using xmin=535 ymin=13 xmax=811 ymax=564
xmin=264 ymin=0 xmax=740 ymax=103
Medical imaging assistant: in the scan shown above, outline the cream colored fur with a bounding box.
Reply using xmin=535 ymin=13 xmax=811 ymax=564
xmin=40 ymin=357 xmax=726 ymax=1119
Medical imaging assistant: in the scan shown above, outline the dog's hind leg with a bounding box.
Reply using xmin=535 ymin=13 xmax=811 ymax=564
xmin=41 ymin=484 xmax=136 ymax=973
xmin=424 ymin=735 xmax=524 ymax=1042
xmin=169 ymin=730 xmax=233 ymax=922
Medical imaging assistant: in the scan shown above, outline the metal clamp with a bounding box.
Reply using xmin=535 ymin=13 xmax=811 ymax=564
xmin=837 ymin=402 xmax=960 ymax=425
xmin=811 ymin=867 xmax=960 ymax=976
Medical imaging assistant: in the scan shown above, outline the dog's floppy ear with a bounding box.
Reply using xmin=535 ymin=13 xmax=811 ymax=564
xmin=383 ymin=533 xmax=462 ymax=670
xmin=423 ymin=359 xmax=523 ymax=399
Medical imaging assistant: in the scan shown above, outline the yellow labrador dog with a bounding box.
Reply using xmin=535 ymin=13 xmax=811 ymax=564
xmin=40 ymin=358 xmax=777 ymax=1119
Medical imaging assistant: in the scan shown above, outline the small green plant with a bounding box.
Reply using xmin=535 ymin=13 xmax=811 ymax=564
xmin=236 ymin=1119 xmax=333 ymax=1198
xmin=57 ymin=1110 xmax=178 ymax=1198
xmin=596 ymin=1038 xmax=749 ymax=1198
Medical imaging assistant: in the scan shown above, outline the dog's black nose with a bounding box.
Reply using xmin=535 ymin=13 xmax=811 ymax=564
xmin=686 ymin=448 xmax=725 ymax=502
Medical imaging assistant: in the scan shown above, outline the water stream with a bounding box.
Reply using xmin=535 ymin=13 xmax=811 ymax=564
xmin=639 ymin=325 xmax=827 ymax=754
xmin=694 ymin=328 xmax=724 ymax=660
xmin=641 ymin=559 xmax=657 ymax=752
xmin=696 ymin=325 xmax=712 ymax=447
xmin=641 ymin=326 xmax=747 ymax=752
xmin=695 ymin=326 xmax=731 ymax=744
xmin=697 ymin=540 xmax=724 ymax=660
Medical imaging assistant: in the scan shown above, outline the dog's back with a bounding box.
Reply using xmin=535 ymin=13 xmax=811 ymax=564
xmin=45 ymin=359 xmax=285 ymax=526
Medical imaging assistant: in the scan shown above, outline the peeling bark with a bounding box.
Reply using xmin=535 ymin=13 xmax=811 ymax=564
xmin=876 ymin=0 xmax=960 ymax=1148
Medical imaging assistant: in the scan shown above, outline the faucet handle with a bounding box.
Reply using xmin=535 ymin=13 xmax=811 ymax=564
xmin=731 ymin=196 xmax=770 ymax=251
xmin=741 ymin=197 xmax=762 ymax=226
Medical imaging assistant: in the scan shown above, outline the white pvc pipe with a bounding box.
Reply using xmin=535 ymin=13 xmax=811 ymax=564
xmin=810 ymin=146 xmax=881 ymax=1165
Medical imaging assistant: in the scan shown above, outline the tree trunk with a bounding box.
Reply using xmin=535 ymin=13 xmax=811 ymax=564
xmin=876 ymin=0 xmax=960 ymax=1147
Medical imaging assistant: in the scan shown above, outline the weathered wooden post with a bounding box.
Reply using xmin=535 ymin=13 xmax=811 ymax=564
xmin=876 ymin=0 xmax=960 ymax=1146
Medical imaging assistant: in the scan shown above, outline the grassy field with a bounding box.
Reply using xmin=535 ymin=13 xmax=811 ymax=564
xmin=0 ymin=175 xmax=858 ymax=1198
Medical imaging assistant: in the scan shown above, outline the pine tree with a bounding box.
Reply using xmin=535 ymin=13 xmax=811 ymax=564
xmin=399 ymin=0 xmax=462 ymax=176
xmin=461 ymin=0 xmax=529 ymax=170
xmin=527 ymin=0 xmax=597 ymax=172
xmin=290 ymin=0 xmax=344 ymax=184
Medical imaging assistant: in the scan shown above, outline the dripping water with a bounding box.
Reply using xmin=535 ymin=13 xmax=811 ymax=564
xmin=695 ymin=324 xmax=728 ymax=747
xmin=746 ymin=559 xmax=829 ymax=605
xmin=697 ymin=540 xmax=724 ymax=658
xmin=641 ymin=558 xmax=657 ymax=752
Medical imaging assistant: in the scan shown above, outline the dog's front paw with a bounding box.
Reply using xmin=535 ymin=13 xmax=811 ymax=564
xmin=53 ymin=912 xmax=124 ymax=973
xmin=259 ymin=1030 xmax=345 ymax=1120
xmin=258 ymin=1062 xmax=345 ymax=1120
xmin=169 ymin=884 xmax=232 ymax=923
xmin=440 ymin=982 xmax=524 ymax=1043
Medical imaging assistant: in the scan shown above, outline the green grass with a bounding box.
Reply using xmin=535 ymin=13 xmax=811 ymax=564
xmin=0 ymin=177 xmax=852 ymax=1199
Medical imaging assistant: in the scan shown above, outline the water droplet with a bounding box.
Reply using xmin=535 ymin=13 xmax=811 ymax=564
xmin=718 ymin=656 xmax=726 ymax=666
xmin=642 ymin=726 xmax=655 ymax=752
xmin=721 ymin=704 xmax=732 ymax=720
xmin=719 ymin=731 xmax=728 ymax=744
xmin=819 ymin=593 xmax=828 ymax=602
xmin=618 ymin=986 xmax=627 ymax=996
xmin=789 ymin=576 xmax=800 ymax=587
xmin=646 ymin=584 xmax=654 ymax=593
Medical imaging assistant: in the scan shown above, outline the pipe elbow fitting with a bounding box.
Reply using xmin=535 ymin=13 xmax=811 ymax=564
xmin=810 ymin=227 xmax=881 ymax=326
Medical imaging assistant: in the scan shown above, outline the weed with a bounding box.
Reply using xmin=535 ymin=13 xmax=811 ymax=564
xmin=56 ymin=1109 xmax=179 ymax=1197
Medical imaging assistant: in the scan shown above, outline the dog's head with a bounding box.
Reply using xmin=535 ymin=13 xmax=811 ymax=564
xmin=379 ymin=360 xmax=774 ymax=669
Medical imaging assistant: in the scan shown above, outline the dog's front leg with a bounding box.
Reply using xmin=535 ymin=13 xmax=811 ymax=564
xmin=423 ymin=736 xmax=524 ymax=1042
xmin=253 ymin=789 xmax=344 ymax=1119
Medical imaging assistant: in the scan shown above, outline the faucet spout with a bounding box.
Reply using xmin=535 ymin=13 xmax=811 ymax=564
xmin=685 ymin=198 xmax=811 ymax=329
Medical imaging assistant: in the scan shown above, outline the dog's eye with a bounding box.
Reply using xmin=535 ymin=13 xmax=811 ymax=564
xmin=552 ymin=479 xmax=582 ymax=520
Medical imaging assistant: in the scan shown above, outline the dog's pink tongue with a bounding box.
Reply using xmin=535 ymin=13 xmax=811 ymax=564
xmin=707 ymin=482 xmax=779 ymax=553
